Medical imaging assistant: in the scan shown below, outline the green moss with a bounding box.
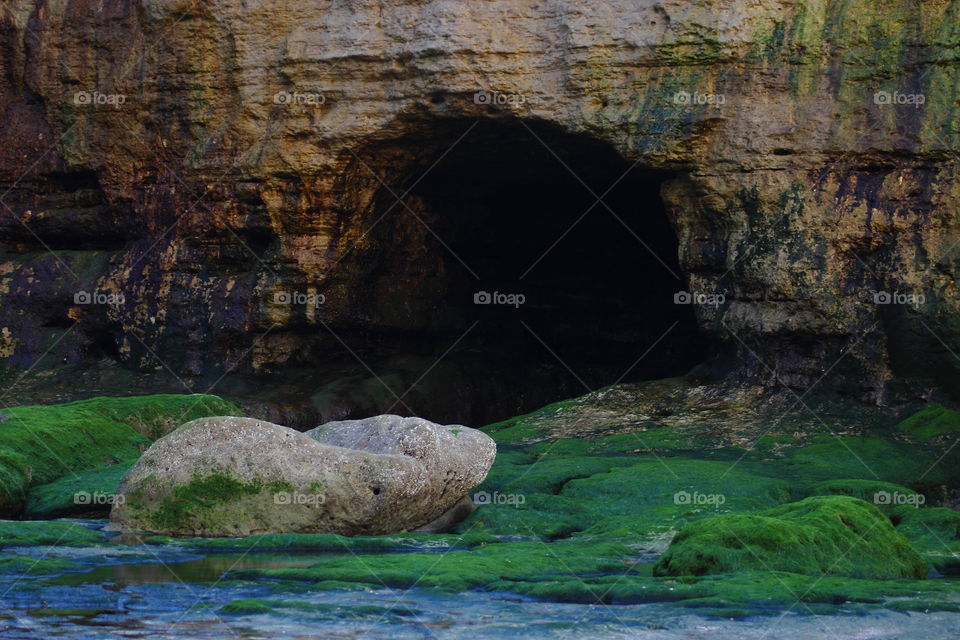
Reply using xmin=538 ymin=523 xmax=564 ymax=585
xmin=0 ymin=520 xmax=103 ymax=547
xmin=219 ymin=599 xmax=273 ymax=615
xmin=229 ymin=539 xmax=633 ymax=593
xmin=0 ymin=394 xmax=242 ymax=516
xmin=489 ymin=568 xmax=960 ymax=616
xmin=654 ymin=496 xmax=928 ymax=580
xmin=525 ymin=429 xmax=690 ymax=457
xmin=219 ymin=598 xmax=423 ymax=618
xmin=783 ymin=435 xmax=949 ymax=487
xmin=806 ymin=479 xmax=921 ymax=512
xmin=462 ymin=455 xmax=790 ymax=542
xmin=145 ymin=473 xmax=293 ymax=532
xmin=143 ymin=531 xmax=499 ymax=552
xmin=24 ymin=462 xmax=135 ymax=519
xmin=892 ymin=506 xmax=960 ymax=572
xmin=896 ymin=404 xmax=960 ymax=442
xmin=0 ymin=554 xmax=80 ymax=574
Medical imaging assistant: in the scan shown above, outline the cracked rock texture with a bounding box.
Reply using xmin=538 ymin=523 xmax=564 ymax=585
xmin=0 ymin=0 xmax=958 ymax=406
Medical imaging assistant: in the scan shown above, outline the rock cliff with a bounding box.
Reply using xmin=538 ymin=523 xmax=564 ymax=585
xmin=0 ymin=0 xmax=958 ymax=418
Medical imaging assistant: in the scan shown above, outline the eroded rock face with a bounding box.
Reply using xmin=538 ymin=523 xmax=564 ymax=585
xmin=110 ymin=415 xmax=493 ymax=536
xmin=0 ymin=0 xmax=958 ymax=408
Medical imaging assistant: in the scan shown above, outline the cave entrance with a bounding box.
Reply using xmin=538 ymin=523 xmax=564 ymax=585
xmin=320 ymin=119 xmax=705 ymax=426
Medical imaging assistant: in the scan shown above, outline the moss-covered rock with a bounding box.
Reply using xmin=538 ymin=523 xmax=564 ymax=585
xmin=806 ymin=479 xmax=923 ymax=513
xmin=0 ymin=520 xmax=103 ymax=547
xmin=0 ymin=394 xmax=242 ymax=517
xmin=896 ymin=404 xmax=960 ymax=442
xmin=23 ymin=463 xmax=134 ymax=519
xmin=0 ymin=554 xmax=81 ymax=575
xmin=892 ymin=506 xmax=960 ymax=572
xmin=653 ymin=496 xmax=928 ymax=580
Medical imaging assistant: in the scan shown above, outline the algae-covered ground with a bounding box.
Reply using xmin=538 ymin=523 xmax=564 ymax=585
xmin=206 ymin=387 xmax=960 ymax=619
xmin=0 ymin=386 xmax=959 ymax=636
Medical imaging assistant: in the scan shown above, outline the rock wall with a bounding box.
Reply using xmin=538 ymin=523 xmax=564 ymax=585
xmin=0 ymin=0 xmax=958 ymax=408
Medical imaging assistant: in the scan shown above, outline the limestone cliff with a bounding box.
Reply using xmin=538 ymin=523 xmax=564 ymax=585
xmin=0 ymin=0 xmax=958 ymax=418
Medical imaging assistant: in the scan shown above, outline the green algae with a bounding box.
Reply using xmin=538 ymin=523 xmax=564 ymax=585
xmin=653 ymin=496 xmax=927 ymax=580
xmin=490 ymin=570 xmax=960 ymax=616
xmin=24 ymin=462 xmax=135 ymax=519
xmin=781 ymin=435 xmax=950 ymax=487
xmin=144 ymin=531 xmax=499 ymax=552
xmin=141 ymin=473 xmax=294 ymax=533
xmin=462 ymin=455 xmax=791 ymax=543
xmin=806 ymin=479 xmax=921 ymax=512
xmin=228 ymin=539 xmax=634 ymax=593
xmin=0 ymin=554 xmax=80 ymax=575
xmin=219 ymin=598 xmax=423 ymax=618
xmin=892 ymin=506 xmax=960 ymax=572
xmin=0 ymin=520 xmax=103 ymax=547
xmin=0 ymin=394 xmax=242 ymax=516
xmin=896 ymin=404 xmax=960 ymax=442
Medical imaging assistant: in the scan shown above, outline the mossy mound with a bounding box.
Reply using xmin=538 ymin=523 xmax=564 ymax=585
xmin=781 ymin=435 xmax=950 ymax=488
xmin=892 ymin=506 xmax=960 ymax=572
xmin=0 ymin=520 xmax=103 ymax=547
xmin=806 ymin=479 xmax=922 ymax=512
xmin=0 ymin=554 xmax=81 ymax=575
xmin=0 ymin=394 xmax=242 ymax=516
xmin=24 ymin=463 xmax=134 ymax=519
xmin=896 ymin=404 xmax=960 ymax=442
xmin=653 ymin=496 xmax=928 ymax=580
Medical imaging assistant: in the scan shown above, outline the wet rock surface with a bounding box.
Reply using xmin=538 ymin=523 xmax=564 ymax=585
xmin=111 ymin=415 xmax=495 ymax=536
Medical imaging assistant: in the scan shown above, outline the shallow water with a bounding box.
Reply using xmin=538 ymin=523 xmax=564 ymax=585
xmin=2 ymin=521 xmax=959 ymax=640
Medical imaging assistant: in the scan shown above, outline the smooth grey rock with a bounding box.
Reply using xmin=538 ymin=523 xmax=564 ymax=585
xmin=111 ymin=414 xmax=495 ymax=537
xmin=111 ymin=416 xmax=427 ymax=537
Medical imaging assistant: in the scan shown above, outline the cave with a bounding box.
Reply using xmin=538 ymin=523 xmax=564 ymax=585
xmin=312 ymin=119 xmax=707 ymax=426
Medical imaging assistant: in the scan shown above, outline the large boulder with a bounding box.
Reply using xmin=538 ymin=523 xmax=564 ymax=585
xmin=110 ymin=415 xmax=494 ymax=537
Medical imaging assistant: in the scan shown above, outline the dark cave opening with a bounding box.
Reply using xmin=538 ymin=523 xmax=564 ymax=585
xmin=306 ymin=119 xmax=707 ymax=427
